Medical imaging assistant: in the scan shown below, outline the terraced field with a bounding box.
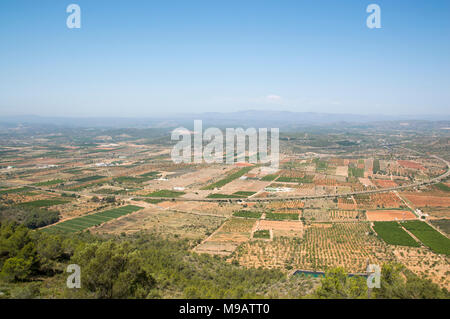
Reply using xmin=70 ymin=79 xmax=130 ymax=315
xmin=41 ymin=205 xmax=143 ymax=233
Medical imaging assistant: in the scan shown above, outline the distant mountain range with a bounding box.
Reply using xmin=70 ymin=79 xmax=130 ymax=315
xmin=1 ymin=111 xmax=449 ymax=129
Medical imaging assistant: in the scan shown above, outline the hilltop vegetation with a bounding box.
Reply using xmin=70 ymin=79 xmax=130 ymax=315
xmin=0 ymin=205 xmax=60 ymax=229
xmin=0 ymin=222 xmax=448 ymax=299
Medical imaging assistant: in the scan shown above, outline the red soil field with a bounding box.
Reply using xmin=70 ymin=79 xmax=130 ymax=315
xmin=401 ymin=193 xmax=450 ymax=207
xmin=374 ymin=179 xmax=398 ymax=188
xmin=397 ymin=160 xmax=424 ymax=170
xmin=366 ymin=210 xmax=416 ymax=221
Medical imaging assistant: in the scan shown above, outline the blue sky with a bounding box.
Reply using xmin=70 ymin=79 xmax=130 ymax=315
xmin=0 ymin=0 xmax=449 ymax=117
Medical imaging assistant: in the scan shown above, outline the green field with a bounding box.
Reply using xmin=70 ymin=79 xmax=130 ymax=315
xmin=373 ymin=221 xmax=420 ymax=247
xmin=201 ymin=166 xmax=253 ymax=190
xmin=373 ymin=159 xmax=380 ymax=174
xmin=276 ymin=176 xmax=313 ymax=183
xmin=435 ymin=183 xmax=450 ymax=192
xmin=19 ymin=199 xmax=69 ymax=208
xmin=430 ymin=219 xmax=450 ymax=236
xmin=75 ymin=175 xmax=106 ymax=183
xmin=41 ymin=205 xmax=143 ymax=234
xmin=140 ymin=171 xmax=161 ymax=178
xmin=141 ymin=198 xmax=164 ymax=204
xmin=0 ymin=187 xmax=32 ymax=195
xmin=348 ymin=167 xmax=364 ymax=178
xmin=253 ymin=229 xmax=270 ymax=239
xmin=314 ymin=159 xmax=328 ymax=172
xmin=233 ymin=191 xmax=256 ymax=197
xmin=403 ymin=220 xmax=450 ymax=255
xmin=32 ymin=179 xmax=64 ymax=187
xmin=232 ymin=211 xmax=263 ymax=219
xmin=260 ymin=174 xmax=278 ymax=181
xmin=207 ymin=193 xmax=244 ymax=199
xmin=265 ymin=212 xmax=299 ymax=221
xmin=145 ymin=190 xmax=185 ymax=198
xmin=131 ymin=198 xmax=164 ymax=204
xmin=113 ymin=176 xmax=148 ymax=184
xmin=207 ymin=191 xmax=256 ymax=199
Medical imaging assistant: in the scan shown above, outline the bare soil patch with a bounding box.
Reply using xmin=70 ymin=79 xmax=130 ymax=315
xmin=366 ymin=210 xmax=416 ymax=221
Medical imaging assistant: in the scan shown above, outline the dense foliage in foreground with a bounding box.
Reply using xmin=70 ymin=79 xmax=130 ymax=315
xmin=0 ymin=205 xmax=60 ymax=229
xmin=0 ymin=221 xmax=448 ymax=299
xmin=0 ymin=221 xmax=314 ymax=298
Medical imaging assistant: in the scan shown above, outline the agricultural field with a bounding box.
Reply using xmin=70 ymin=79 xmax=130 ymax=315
xmin=253 ymin=229 xmax=270 ymax=239
xmin=329 ymin=210 xmax=363 ymax=221
xmin=231 ymin=223 xmax=389 ymax=273
xmin=374 ymin=179 xmax=397 ymax=188
xmin=366 ymin=210 xmax=416 ymax=221
xmin=42 ymin=205 xmax=143 ymax=233
xmin=0 ymin=187 xmax=32 ymax=196
xmin=402 ymin=221 xmax=450 ymax=255
xmin=265 ymin=200 xmax=305 ymax=210
xmin=154 ymin=200 xmax=239 ymax=218
xmin=92 ymin=208 xmax=225 ymax=240
xmin=233 ymin=210 xmax=263 ymax=219
xmin=338 ymin=197 xmax=356 ymax=210
xmin=430 ymin=219 xmax=450 ymax=236
xmin=355 ymin=192 xmax=402 ymax=209
xmin=256 ymin=220 xmax=304 ymax=238
xmin=265 ymin=212 xmax=299 ymax=221
xmin=373 ymin=221 xmax=420 ymax=247
xmin=201 ymin=166 xmax=254 ymax=190
xmin=261 ymin=174 xmax=278 ymax=181
xmin=32 ymin=179 xmax=64 ymax=187
xmin=400 ymin=192 xmax=450 ymax=208
xmin=75 ymin=175 xmax=106 ymax=183
xmin=0 ymin=122 xmax=449 ymax=299
xmin=194 ymin=218 xmax=256 ymax=256
xmin=145 ymin=189 xmax=186 ymax=197
xmin=302 ymin=209 xmax=330 ymax=222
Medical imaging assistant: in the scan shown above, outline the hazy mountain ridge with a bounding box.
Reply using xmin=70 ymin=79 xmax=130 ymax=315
xmin=1 ymin=111 xmax=449 ymax=129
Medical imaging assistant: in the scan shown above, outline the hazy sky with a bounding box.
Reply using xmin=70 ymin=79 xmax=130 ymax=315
xmin=1 ymin=0 xmax=449 ymax=117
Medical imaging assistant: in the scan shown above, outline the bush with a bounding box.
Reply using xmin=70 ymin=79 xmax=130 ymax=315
xmin=0 ymin=205 xmax=60 ymax=229
xmin=0 ymin=257 xmax=33 ymax=282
